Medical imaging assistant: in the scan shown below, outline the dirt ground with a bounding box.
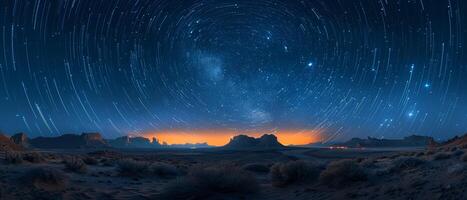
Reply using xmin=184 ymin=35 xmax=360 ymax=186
xmin=1 ymin=147 xmax=466 ymax=200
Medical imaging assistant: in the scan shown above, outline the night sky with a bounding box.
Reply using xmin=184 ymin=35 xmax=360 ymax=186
xmin=0 ymin=0 xmax=466 ymax=142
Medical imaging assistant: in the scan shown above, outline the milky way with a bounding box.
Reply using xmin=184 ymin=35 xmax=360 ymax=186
xmin=0 ymin=0 xmax=466 ymax=141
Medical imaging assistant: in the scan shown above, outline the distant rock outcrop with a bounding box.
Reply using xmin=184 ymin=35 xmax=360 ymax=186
xmin=223 ymin=134 xmax=285 ymax=149
xmin=0 ymin=133 xmax=23 ymax=151
xmin=435 ymin=134 xmax=467 ymax=149
xmin=10 ymin=133 xmax=29 ymax=148
xmin=107 ymin=136 xmax=161 ymax=148
xmin=29 ymin=133 xmax=109 ymax=149
xmin=334 ymin=135 xmax=434 ymax=148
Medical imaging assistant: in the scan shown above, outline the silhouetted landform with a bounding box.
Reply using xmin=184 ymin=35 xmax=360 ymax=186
xmin=107 ymin=136 xmax=161 ymax=148
xmin=29 ymin=133 xmax=109 ymax=149
xmin=168 ymin=142 xmax=212 ymax=149
xmin=10 ymin=133 xmax=29 ymax=148
xmin=434 ymin=134 xmax=467 ymax=149
xmin=0 ymin=133 xmax=23 ymax=151
xmin=223 ymin=134 xmax=285 ymax=149
xmin=334 ymin=135 xmax=435 ymax=148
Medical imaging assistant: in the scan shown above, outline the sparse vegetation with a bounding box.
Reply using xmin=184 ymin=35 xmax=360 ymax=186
xmin=64 ymin=157 xmax=87 ymax=174
xmin=151 ymin=162 xmax=180 ymax=178
xmin=390 ymin=157 xmax=425 ymax=172
xmin=270 ymin=160 xmax=320 ymax=187
xmin=160 ymin=165 xmax=259 ymax=199
xmin=117 ymin=159 xmax=150 ymax=177
xmin=432 ymin=152 xmax=451 ymax=160
xmin=5 ymin=151 xmax=23 ymax=164
xmin=242 ymin=163 xmax=270 ymax=173
xmin=22 ymin=167 xmax=68 ymax=191
xmin=319 ymin=159 xmax=367 ymax=188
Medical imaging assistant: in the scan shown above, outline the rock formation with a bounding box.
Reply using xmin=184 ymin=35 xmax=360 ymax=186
xmin=223 ymin=134 xmax=285 ymax=149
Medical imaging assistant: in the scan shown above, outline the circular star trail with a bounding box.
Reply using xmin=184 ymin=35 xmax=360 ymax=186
xmin=0 ymin=0 xmax=466 ymax=141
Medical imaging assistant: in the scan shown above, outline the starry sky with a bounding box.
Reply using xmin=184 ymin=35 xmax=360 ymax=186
xmin=0 ymin=0 xmax=466 ymax=142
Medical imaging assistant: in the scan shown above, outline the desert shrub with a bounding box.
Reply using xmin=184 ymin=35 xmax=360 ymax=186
xmin=319 ymin=159 xmax=367 ymax=188
xmin=390 ymin=157 xmax=425 ymax=172
xmin=82 ymin=156 xmax=99 ymax=165
xmin=432 ymin=152 xmax=451 ymax=160
xmin=453 ymin=150 xmax=464 ymax=157
xmin=64 ymin=157 xmax=87 ymax=174
xmin=460 ymin=154 xmax=467 ymax=162
xmin=22 ymin=167 xmax=68 ymax=191
xmin=242 ymin=163 xmax=270 ymax=173
xmin=4 ymin=151 xmax=23 ymax=164
xmin=151 ymin=162 xmax=180 ymax=178
xmin=270 ymin=160 xmax=320 ymax=187
xmin=117 ymin=159 xmax=150 ymax=177
xmin=100 ymin=158 xmax=115 ymax=166
xmin=360 ymin=158 xmax=377 ymax=168
xmin=22 ymin=152 xmax=44 ymax=163
xmin=160 ymin=165 xmax=259 ymax=200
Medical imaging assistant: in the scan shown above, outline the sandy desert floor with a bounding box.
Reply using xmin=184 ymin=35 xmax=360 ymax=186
xmin=1 ymin=147 xmax=467 ymax=200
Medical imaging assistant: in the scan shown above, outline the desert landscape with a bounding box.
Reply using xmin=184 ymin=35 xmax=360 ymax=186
xmin=1 ymin=132 xmax=467 ymax=200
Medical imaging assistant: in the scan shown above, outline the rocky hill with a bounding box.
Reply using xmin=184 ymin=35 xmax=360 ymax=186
xmin=334 ymin=135 xmax=435 ymax=148
xmin=29 ymin=133 xmax=109 ymax=149
xmin=106 ymin=136 xmax=161 ymax=148
xmin=223 ymin=134 xmax=285 ymax=149
xmin=0 ymin=133 xmax=23 ymax=151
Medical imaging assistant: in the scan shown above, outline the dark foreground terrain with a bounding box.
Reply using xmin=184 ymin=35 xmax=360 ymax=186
xmin=1 ymin=144 xmax=467 ymax=200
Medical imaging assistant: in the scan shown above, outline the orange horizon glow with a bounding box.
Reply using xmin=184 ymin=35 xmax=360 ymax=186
xmin=141 ymin=129 xmax=324 ymax=146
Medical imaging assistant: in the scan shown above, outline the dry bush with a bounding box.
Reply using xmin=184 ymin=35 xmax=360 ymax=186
xmin=5 ymin=151 xmax=23 ymax=164
xmin=270 ymin=160 xmax=320 ymax=187
xmin=160 ymin=165 xmax=259 ymax=200
xmin=319 ymin=159 xmax=367 ymax=188
xmin=64 ymin=157 xmax=87 ymax=174
xmin=22 ymin=167 xmax=68 ymax=191
xmin=432 ymin=152 xmax=451 ymax=160
xmin=22 ymin=152 xmax=44 ymax=163
xmin=453 ymin=150 xmax=464 ymax=157
xmin=242 ymin=163 xmax=270 ymax=173
xmin=82 ymin=156 xmax=99 ymax=165
xmin=390 ymin=157 xmax=425 ymax=172
xmin=117 ymin=159 xmax=150 ymax=177
xmin=151 ymin=162 xmax=180 ymax=178
xmin=360 ymin=158 xmax=377 ymax=168
xmin=415 ymin=152 xmax=425 ymax=157
xmin=460 ymin=154 xmax=467 ymax=162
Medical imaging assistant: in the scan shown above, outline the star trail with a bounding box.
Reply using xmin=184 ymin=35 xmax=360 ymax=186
xmin=0 ymin=0 xmax=466 ymax=142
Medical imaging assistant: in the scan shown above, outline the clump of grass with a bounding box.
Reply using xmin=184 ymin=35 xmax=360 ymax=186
xmin=22 ymin=152 xmax=44 ymax=163
xmin=242 ymin=163 xmax=270 ymax=173
xmin=270 ymin=160 xmax=320 ymax=187
xmin=432 ymin=152 xmax=451 ymax=160
xmin=64 ymin=157 xmax=87 ymax=174
xmin=319 ymin=159 xmax=367 ymax=188
xmin=117 ymin=159 xmax=150 ymax=177
xmin=390 ymin=157 xmax=425 ymax=172
xmin=151 ymin=162 xmax=180 ymax=178
xmin=22 ymin=167 xmax=68 ymax=191
xmin=5 ymin=151 xmax=23 ymax=164
xmin=160 ymin=165 xmax=259 ymax=200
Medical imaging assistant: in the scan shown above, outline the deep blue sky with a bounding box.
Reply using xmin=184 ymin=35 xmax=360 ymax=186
xmin=0 ymin=0 xmax=466 ymax=141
